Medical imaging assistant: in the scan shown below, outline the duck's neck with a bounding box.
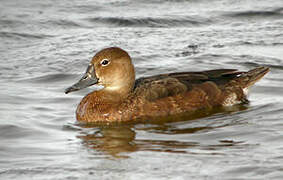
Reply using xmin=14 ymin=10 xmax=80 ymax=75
xmin=99 ymin=74 xmax=135 ymax=103
xmin=91 ymin=84 xmax=133 ymax=104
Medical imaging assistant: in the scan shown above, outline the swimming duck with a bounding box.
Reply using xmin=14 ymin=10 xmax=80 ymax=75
xmin=65 ymin=47 xmax=269 ymax=123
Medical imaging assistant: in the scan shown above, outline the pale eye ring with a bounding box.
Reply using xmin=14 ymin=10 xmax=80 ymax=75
xmin=100 ymin=59 xmax=110 ymax=66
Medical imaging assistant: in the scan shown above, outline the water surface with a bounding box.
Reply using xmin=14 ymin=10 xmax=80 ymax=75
xmin=1 ymin=0 xmax=283 ymax=179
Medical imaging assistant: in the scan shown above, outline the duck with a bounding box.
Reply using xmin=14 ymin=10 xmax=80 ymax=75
xmin=65 ymin=47 xmax=269 ymax=123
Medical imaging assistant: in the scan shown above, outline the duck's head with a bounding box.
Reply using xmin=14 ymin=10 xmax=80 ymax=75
xmin=65 ymin=47 xmax=135 ymax=96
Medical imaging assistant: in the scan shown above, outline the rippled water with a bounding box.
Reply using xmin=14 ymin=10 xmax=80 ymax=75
xmin=1 ymin=0 xmax=283 ymax=179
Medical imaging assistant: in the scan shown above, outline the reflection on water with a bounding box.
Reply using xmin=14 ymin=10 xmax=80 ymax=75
xmin=78 ymin=125 xmax=200 ymax=158
xmin=78 ymin=126 xmax=137 ymax=158
xmin=76 ymin=104 xmax=248 ymax=158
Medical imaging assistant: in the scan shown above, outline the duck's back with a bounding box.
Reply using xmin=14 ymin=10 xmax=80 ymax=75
xmin=126 ymin=67 xmax=269 ymax=120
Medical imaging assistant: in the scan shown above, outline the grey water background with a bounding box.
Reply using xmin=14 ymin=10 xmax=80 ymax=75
xmin=1 ymin=0 xmax=283 ymax=179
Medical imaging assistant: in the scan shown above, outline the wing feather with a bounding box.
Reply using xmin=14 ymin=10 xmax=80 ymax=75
xmin=133 ymin=69 xmax=243 ymax=102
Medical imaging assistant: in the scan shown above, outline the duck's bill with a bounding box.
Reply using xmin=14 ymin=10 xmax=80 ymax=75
xmin=65 ymin=64 xmax=98 ymax=94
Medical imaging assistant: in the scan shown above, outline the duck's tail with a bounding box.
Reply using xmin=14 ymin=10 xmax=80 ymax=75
xmin=238 ymin=67 xmax=269 ymax=89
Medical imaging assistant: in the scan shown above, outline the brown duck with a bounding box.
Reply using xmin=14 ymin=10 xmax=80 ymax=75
xmin=65 ymin=47 xmax=269 ymax=123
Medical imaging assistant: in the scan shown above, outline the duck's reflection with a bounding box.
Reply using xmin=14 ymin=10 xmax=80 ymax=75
xmin=78 ymin=125 xmax=202 ymax=158
xmin=77 ymin=105 xmax=248 ymax=158
xmin=78 ymin=126 xmax=137 ymax=158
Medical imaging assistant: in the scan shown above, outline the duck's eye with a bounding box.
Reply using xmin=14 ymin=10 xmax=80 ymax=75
xmin=100 ymin=59 xmax=110 ymax=66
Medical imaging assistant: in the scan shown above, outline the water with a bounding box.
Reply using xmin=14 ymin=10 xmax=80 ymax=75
xmin=1 ymin=0 xmax=283 ymax=179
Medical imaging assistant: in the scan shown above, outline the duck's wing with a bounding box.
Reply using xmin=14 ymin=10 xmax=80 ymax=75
xmin=135 ymin=69 xmax=241 ymax=87
xmin=134 ymin=67 xmax=269 ymax=102
xmin=133 ymin=69 xmax=243 ymax=101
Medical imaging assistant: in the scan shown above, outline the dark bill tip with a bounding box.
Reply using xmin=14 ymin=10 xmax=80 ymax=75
xmin=65 ymin=86 xmax=79 ymax=94
xmin=65 ymin=89 xmax=70 ymax=94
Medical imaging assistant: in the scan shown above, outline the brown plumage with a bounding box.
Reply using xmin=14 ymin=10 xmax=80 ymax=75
xmin=65 ymin=47 xmax=269 ymax=123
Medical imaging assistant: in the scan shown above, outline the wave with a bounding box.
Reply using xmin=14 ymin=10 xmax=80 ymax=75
xmin=0 ymin=124 xmax=32 ymax=139
xmin=19 ymin=73 xmax=75 ymax=83
xmin=84 ymin=16 xmax=210 ymax=27
xmin=0 ymin=31 xmax=53 ymax=40
xmin=225 ymin=7 xmax=283 ymax=18
xmin=46 ymin=19 xmax=83 ymax=28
